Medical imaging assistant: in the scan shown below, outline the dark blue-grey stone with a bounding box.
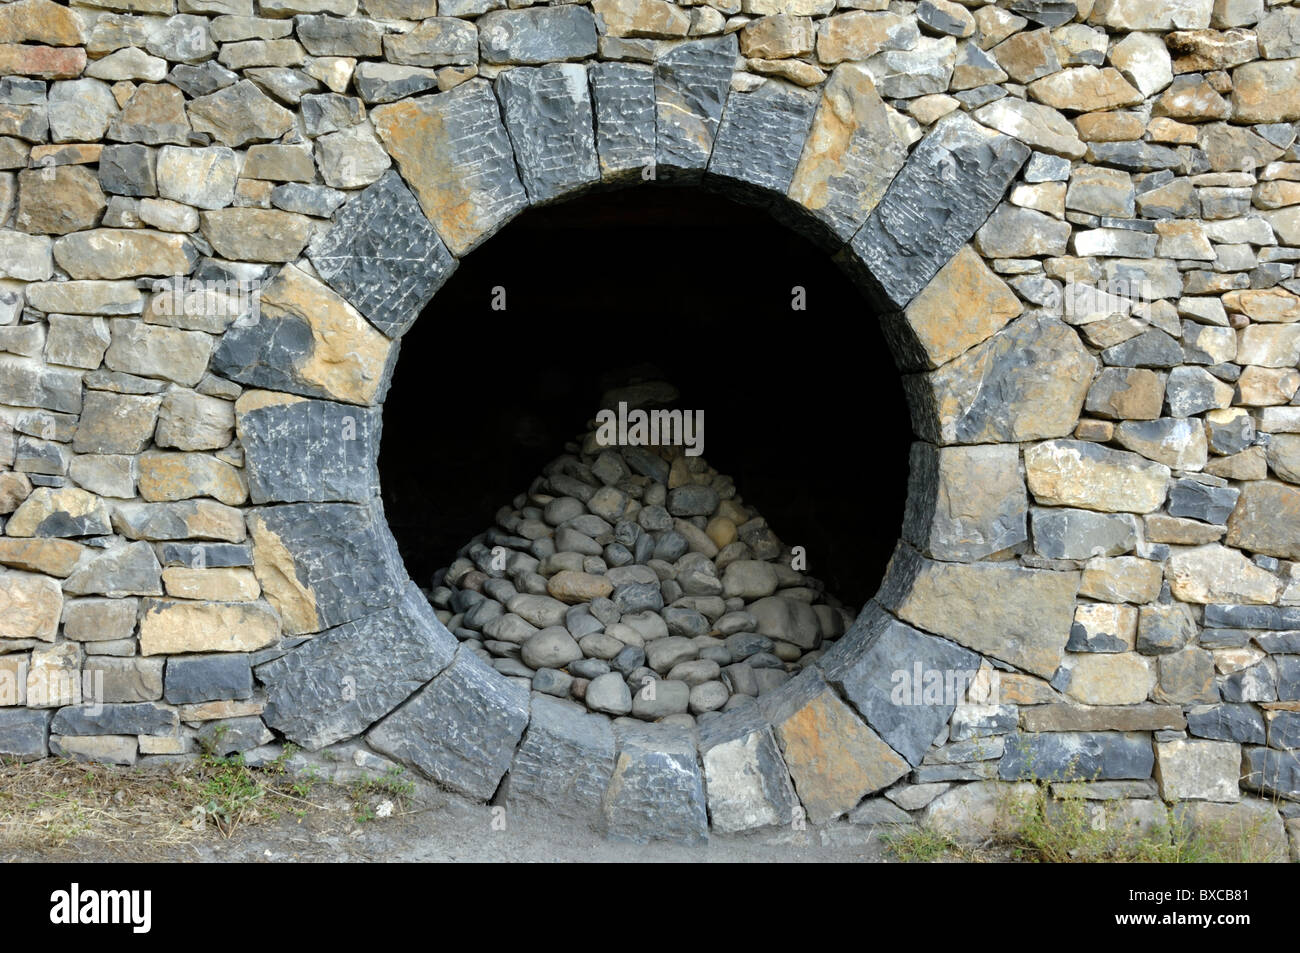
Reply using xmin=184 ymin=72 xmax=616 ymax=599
xmin=611 ymin=645 xmax=645 ymax=676
xmin=665 ymin=484 xmax=719 ymax=517
xmin=1186 ymin=703 xmax=1267 ymax=744
xmin=260 ymin=583 xmax=456 ymax=749
xmin=1009 ymin=0 xmax=1077 ymax=27
xmin=367 ymin=646 xmax=530 ymax=800
xmin=477 ymin=7 xmax=597 ymax=65
xmin=1205 ymin=604 xmax=1300 ymax=629
xmin=588 ymin=62 xmax=654 ymax=182
xmin=998 ymin=731 xmax=1154 ymax=781
xmin=164 ymin=654 xmax=252 ymax=705
xmin=1276 ymin=655 xmax=1299 ymax=701
xmin=1221 ymin=661 xmax=1276 ymax=703
xmin=1067 ymin=619 xmax=1129 ymax=653
xmin=308 ymin=170 xmax=457 ymax=339
xmin=249 ymin=501 xmax=407 ymax=632
xmin=239 ymin=396 xmax=380 ymax=505
xmin=622 ymin=446 xmax=670 ymax=484
xmin=294 ymin=13 xmax=383 ymax=57
xmin=1086 ymin=141 xmax=1185 ymax=171
xmin=820 ymin=603 xmax=979 ymax=766
xmin=847 ymin=111 xmax=1030 ymax=309
xmin=1269 ymin=711 xmax=1300 ymax=750
xmin=1102 ymin=328 xmax=1184 ymax=367
xmin=197 ymin=716 xmax=270 ymax=755
xmin=1256 ymin=632 xmax=1300 ymax=653
xmin=0 ymin=709 xmax=51 ymax=760
xmin=652 ymin=530 xmax=688 ymax=562
xmin=496 ymin=63 xmax=599 ymax=205
xmin=167 ymin=61 xmax=238 ymax=98
xmin=1031 ymin=507 xmax=1137 ymax=559
xmin=98 ymin=144 xmax=157 ymax=197
xmin=504 ymin=693 xmax=614 ymax=822
xmin=1242 ymin=745 xmax=1300 ymax=799
xmin=50 ymin=703 xmax=177 ymax=736
xmin=1167 ymin=478 xmax=1239 ymax=525
xmin=603 ymin=722 xmax=708 ymax=845
xmin=654 ymin=35 xmax=737 ymax=181
xmin=271 ymin=182 xmax=346 ymax=218
xmin=158 ymin=542 xmax=252 ymax=568
xmin=612 ymin=582 xmax=663 ymax=614
xmin=707 ymin=80 xmax=818 ymax=201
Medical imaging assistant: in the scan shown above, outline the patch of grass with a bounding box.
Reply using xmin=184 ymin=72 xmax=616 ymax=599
xmin=347 ymin=767 xmax=415 ymax=824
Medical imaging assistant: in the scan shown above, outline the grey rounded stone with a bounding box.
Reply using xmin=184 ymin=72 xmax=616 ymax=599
xmin=521 ymin=626 xmax=582 ymax=669
xmin=586 ymin=672 xmax=632 ymax=715
xmin=689 ymin=680 xmax=729 ymax=714
xmin=631 ymin=678 xmax=690 ymax=719
xmin=579 ymin=632 xmax=624 ymax=660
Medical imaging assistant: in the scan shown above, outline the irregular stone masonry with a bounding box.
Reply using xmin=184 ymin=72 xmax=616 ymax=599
xmin=0 ymin=0 xmax=1297 ymax=848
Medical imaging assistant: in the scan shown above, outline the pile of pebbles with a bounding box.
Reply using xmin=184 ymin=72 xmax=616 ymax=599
xmin=427 ymin=422 xmax=856 ymax=727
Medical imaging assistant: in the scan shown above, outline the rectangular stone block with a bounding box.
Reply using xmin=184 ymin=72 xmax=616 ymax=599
xmin=589 ymin=62 xmax=655 ymax=182
xmin=0 ymin=707 xmax=50 ymax=759
xmin=236 ymin=391 xmax=380 ymax=504
xmin=247 ymin=501 xmax=407 ymax=636
xmin=603 ymin=721 xmax=709 ymax=845
xmin=902 ymin=442 xmax=1028 ymax=562
xmin=477 ymin=7 xmax=598 ymax=65
xmin=496 ymin=63 xmax=599 ymax=205
xmin=308 ymin=171 xmax=456 ymax=339
xmin=505 ymin=692 xmax=615 ymax=823
xmin=708 ymin=80 xmax=818 ymax=201
xmin=50 ymin=702 xmax=177 ymax=736
xmin=165 ymin=653 xmax=252 ymax=705
xmin=998 ymin=730 xmax=1155 ymax=780
xmin=847 ymin=111 xmax=1030 ymax=309
xmin=83 ymin=656 xmax=164 ymax=703
xmin=367 ymin=646 xmax=529 ymax=800
xmin=699 ymin=708 xmax=797 ymax=833
xmin=654 ymin=34 xmax=736 ymax=181
xmin=138 ymin=599 xmax=280 ymax=655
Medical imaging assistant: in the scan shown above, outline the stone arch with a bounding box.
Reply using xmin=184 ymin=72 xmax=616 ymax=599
xmin=221 ymin=38 xmax=1090 ymax=842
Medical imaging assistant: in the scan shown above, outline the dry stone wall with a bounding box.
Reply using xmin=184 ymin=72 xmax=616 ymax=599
xmin=0 ymin=0 xmax=1297 ymax=851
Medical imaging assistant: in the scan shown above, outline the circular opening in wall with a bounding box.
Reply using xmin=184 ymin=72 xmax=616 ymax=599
xmin=378 ymin=185 xmax=912 ymax=717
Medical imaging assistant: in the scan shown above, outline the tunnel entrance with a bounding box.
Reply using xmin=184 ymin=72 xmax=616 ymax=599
xmin=378 ymin=184 xmax=913 ymax=717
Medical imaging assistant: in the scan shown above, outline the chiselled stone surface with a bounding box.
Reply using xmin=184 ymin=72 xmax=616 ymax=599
xmin=821 ymin=604 xmax=979 ymax=766
xmin=904 ymin=314 xmax=1095 ymax=445
xmin=654 ymin=35 xmax=737 ymax=180
xmin=786 ymin=63 xmax=905 ymax=245
xmin=139 ymin=599 xmax=279 ymax=655
xmin=211 ymin=264 xmax=395 ymax=406
xmin=902 ymin=442 xmax=1028 ymax=561
xmin=372 ymin=80 xmax=528 ymax=257
xmin=260 ymin=584 xmax=456 ymax=749
xmin=0 ymin=708 xmax=51 ymax=760
xmin=505 ymin=693 xmax=616 ymax=823
xmin=708 ymin=80 xmax=818 ymax=198
xmin=878 ymin=545 xmax=1078 ymax=678
xmin=236 ymin=391 xmax=380 ymax=505
xmin=248 ymin=501 xmax=406 ymax=635
xmin=847 ymin=111 xmax=1030 ymax=309
xmin=308 ymin=171 xmax=455 ymax=339
xmin=50 ymin=703 xmax=175 ymax=737
xmin=496 ymin=63 xmax=600 ymax=205
xmin=588 ymin=62 xmax=655 ymax=182
xmin=603 ymin=721 xmax=708 ymax=844
xmin=368 ymin=647 xmax=529 ymax=801
xmin=763 ymin=669 xmax=908 ymax=823
xmin=698 ymin=711 xmax=797 ymax=833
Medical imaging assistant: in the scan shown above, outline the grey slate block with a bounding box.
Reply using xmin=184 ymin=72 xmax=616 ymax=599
xmin=589 ymin=62 xmax=655 ymax=182
xmin=164 ymin=654 xmax=253 ymax=705
xmin=603 ymin=721 xmax=709 ymax=845
xmin=478 ymin=7 xmax=598 ymax=65
xmin=239 ymin=396 xmax=381 ymax=505
xmin=495 ymin=63 xmax=600 ymax=204
xmin=49 ymin=703 xmax=177 ymax=736
xmin=846 ymin=111 xmax=1030 ymax=309
xmin=308 ymin=170 xmax=457 ymax=339
xmin=998 ymin=731 xmax=1155 ymax=781
xmin=0 ymin=708 xmax=52 ymax=760
xmin=654 ymin=34 xmax=737 ymax=181
xmin=367 ymin=646 xmax=529 ymax=800
xmin=503 ymin=693 xmax=615 ymax=822
xmin=707 ymin=80 xmax=818 ymax=201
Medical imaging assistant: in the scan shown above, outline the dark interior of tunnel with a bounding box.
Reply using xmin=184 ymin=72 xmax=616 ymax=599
xmin=379 ymin=185 xmax=913 ymax=609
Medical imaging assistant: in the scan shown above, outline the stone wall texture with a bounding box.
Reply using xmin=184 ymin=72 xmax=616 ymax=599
xmin=0 ymin=0 xmax=1299 ymax=851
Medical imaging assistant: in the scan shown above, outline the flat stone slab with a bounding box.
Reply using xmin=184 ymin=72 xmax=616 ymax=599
xmin=247 ymin=501 xmax=407 ymax=636
xmin=496 ymin=63 xmax=600 ymax=205
xmin=654 ymin=34 xmax=736 ymax=181
xmin=236 ymin=392 xmax=381 ymax=505
xmin=699 ymin=708 xmax=798 ymax=833
xmin=0 ymin=708 xmax=52 ymax=760
xmin=503 ymin=692 xmax=615 ymax=823
xmin=821 ymin=603 xmax=979 ymax=767
xmin=603 ymin=721 xmax=709 ymax=845
xmin=589 ymin=62 xmax=655 ymax=182
xmin=846 ymin=111 xmax=1030 ymax=309
xmin=708 ymin=80 xmax=818 ymax=201
xmin=477 ymin=7 xmax=598 ymax=66
xmin=372 ymin=80 xmax=528 ymax=257
xmin=308 ymin=170 xmax=456 ymax=339
xmin=49 ymin=702 xmax=176 ymax=736
xmin=367 ymin=646 xmax=529 ymax=800
xmin=998 ymin=731 xmax=1155 ymax=781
